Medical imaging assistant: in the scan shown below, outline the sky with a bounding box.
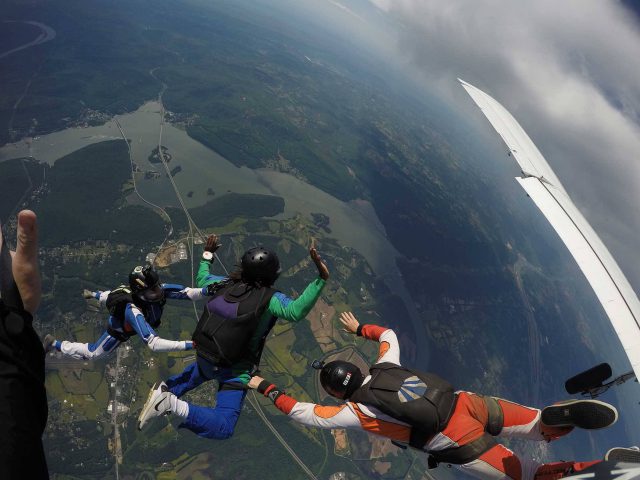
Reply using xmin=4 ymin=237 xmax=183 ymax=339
xmin=333 ymin=0 xmax=640 ymax=293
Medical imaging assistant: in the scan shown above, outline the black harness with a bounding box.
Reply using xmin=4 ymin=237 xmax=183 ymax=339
xmin=349 ymin=362 xmax=505 ymax=467
xmin=192 ymin=281 xmax=276 ymax=367
xmin=349 ymin=362 xmax=456 ymax=448
xmin=105 ymin=285 xmax=165 ymax=342
xmin=427 ymin=395 xmax=504 ymax=467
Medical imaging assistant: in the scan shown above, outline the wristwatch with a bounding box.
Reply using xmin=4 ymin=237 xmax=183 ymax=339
xmin=202 ymin=251 xmax=214 ymax=262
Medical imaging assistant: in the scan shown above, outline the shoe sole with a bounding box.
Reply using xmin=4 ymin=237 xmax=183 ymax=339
xmin=541 ymin=399 xmax=618 ymax=430
xmin=605 ymin=448 xmax=640 ymax=463
xmin=138 ymin=382 xmax=162 ymax=430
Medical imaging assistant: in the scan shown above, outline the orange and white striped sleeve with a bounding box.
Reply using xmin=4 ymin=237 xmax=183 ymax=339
xmin=286 ymin=401 xmax=362 ymax=429
xmin=257 ymin=381 xmax=361 ymax=429
xmin=359 ymin=325 xmax=401 ymax=366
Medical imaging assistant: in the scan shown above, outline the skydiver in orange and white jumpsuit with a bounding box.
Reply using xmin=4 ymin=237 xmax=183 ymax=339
xmin=249 ymin=312 xmax=620 ymax=480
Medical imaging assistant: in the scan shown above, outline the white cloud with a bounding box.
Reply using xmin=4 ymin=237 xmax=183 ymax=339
xmin=374 ymin=0 xmax=640 ymax=288
xmin=326 ymin=0 xmax=366 ymax=23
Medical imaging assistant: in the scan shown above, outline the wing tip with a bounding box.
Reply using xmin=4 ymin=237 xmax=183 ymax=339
xmin=458 ymin=77 xmax=471 ymax=88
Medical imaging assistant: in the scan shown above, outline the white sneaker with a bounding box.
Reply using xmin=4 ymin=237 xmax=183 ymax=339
xmin=138 ymin=381 xmax=172 ymax=430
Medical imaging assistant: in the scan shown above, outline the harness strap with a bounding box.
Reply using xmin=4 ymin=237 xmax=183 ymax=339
xmin=427 ymin=395 xmax=504 ymax=467
xmin=484 ymin=396 xmax=504 ymax=436
xmin=219 ymin=381 xmax=248 ymax=391
xmin=106 ymin=325 xmax=132 ymax=342
xmin=429 ymin=433 xmax=497 ymax=465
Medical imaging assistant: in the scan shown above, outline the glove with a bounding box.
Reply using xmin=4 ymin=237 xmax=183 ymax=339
xmin=83 ymin=289 xmax=96 ymax=299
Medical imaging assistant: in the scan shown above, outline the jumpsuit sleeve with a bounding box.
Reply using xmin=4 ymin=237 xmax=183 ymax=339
xmin=267 ymin=278 xmax=326 ymax=322
xmin=257 ymin=382 xmax=361 ymax=429
xmin=360 ymin=325 xmax=401 ymax=366
xmin=256 ymin=381 xmax=412 ymax=443
xmin=96 ymin=290 xmax=109 ymax=307
xmin=196 ymin=259 xmax=226 ymax=288
xmin=125 ymin=304 xmax=193 ymax=352
xmin=162 ymin=284 xmax=208 ymax=301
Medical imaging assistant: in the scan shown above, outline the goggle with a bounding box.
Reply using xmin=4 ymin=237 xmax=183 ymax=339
xmin=311 ymin=359 xmax=325 ymax=370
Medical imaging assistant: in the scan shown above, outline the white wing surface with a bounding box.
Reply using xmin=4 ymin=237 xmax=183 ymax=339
xmin=460 ymin=79 xmax=640 ymax=379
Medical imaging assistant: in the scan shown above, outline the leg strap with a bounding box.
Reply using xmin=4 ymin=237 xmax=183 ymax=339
xmin=429 ymin=433 xmax=497 ymax=465
xmin=219 ymin=381 xmax=248 ymax=392
xmin=484 ymin=396 xmax=504 ymax=436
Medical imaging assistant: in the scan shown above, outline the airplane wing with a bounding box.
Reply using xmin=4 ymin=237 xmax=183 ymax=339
xmin=460 ymin=79 xmax=640 ymax=380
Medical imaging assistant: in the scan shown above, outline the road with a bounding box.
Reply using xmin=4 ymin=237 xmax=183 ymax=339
xmin=248 ymin=391 xmax=319 ymax=480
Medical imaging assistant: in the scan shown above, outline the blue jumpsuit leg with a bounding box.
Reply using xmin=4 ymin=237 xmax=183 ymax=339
xmin=179 ymin=387 xmax=247 ymax=440
xmin=165 ymin=362 xmax=207 ymax=398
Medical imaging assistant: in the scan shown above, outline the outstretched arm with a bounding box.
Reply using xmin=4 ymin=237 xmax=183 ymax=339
xmin=84 ymin=290 xmax=110 ymax=307
xmin=125 ymin=304 xmax=193 ymax=352
xmin=162 ymin=284 xmax=209 ymax=301
xmin=248 ymin=376 xmax=361 ymax=429
xmin=339 ymin=312 xmax=400 ymax=366
xmin=267 ymin=243 xmax=329 ymax=322
xmin=196 ymin=234 xmax=226 ymax=287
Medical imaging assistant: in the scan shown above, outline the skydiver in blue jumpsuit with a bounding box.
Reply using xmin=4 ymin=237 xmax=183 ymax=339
xmin=43 ymin=265 xmax=202 ymax=359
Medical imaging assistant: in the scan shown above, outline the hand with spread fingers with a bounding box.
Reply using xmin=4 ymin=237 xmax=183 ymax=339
xmin=309 ymin=239 xmax=329 ymax=280
xmin=204 ymin=234 xmax=221 ymax=253
xmin=339 ymin=311 xmax=359 ymax=334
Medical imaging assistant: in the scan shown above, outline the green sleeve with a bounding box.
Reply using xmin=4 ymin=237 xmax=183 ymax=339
xmin=267 ymin=277 xmax=326 ymax=322
xmin=196 ymin=259 xmax=229 ymax=288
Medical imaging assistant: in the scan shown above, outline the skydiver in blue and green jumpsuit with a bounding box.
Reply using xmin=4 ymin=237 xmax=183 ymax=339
xmin=138 ymin=235 xmax=329 ymax=439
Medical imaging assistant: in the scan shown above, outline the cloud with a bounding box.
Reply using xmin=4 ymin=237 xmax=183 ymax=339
xmin=370 ymin=0 xmax=640 ymax=289
xmin=326 ymin=0 xmax=366 ymax=23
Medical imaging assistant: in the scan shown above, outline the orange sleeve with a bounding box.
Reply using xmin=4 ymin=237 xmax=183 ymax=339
xmin=360 ymin=324 xmax=388 ymax=341
xmin=274 ymin=394 xmax=297 ymax=414
xmin=350 ymin=403 xmax=411 ymax=442
xmin=377 ymin=342 xmax=391 ymax=361
xmin=313 ymin=404 xmax=348 ymax=419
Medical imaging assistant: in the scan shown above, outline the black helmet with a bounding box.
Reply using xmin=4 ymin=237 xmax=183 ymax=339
xmin=314 ymin=360 xmax=364 ymax=400
xmin=129 ymin=265 xmax=163 ymax=302
xmin=241 ymin=247 xmax=281 ymax=286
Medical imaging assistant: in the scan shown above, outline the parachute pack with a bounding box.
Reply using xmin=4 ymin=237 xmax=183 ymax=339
xmin=349 ymin=362 xmax=456 ymax=449
xmin=192 ymin=281 xmax=276 ymax=367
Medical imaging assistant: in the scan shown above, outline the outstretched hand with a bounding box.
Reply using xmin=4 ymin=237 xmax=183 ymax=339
xmin=82 ymin=289 xmax=95 ymax=299
xmin=248 ymin=376 xmax=264 ymax=389
xmin=309 ymin=239 xmax=329 ymax=280
xmin=4 ymin=210 xmax=42 ymax=315
xmin=204 ymin=234 xmax=221 ymax=254
xmin=339 ymin=311 xmax=359 ymax=335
